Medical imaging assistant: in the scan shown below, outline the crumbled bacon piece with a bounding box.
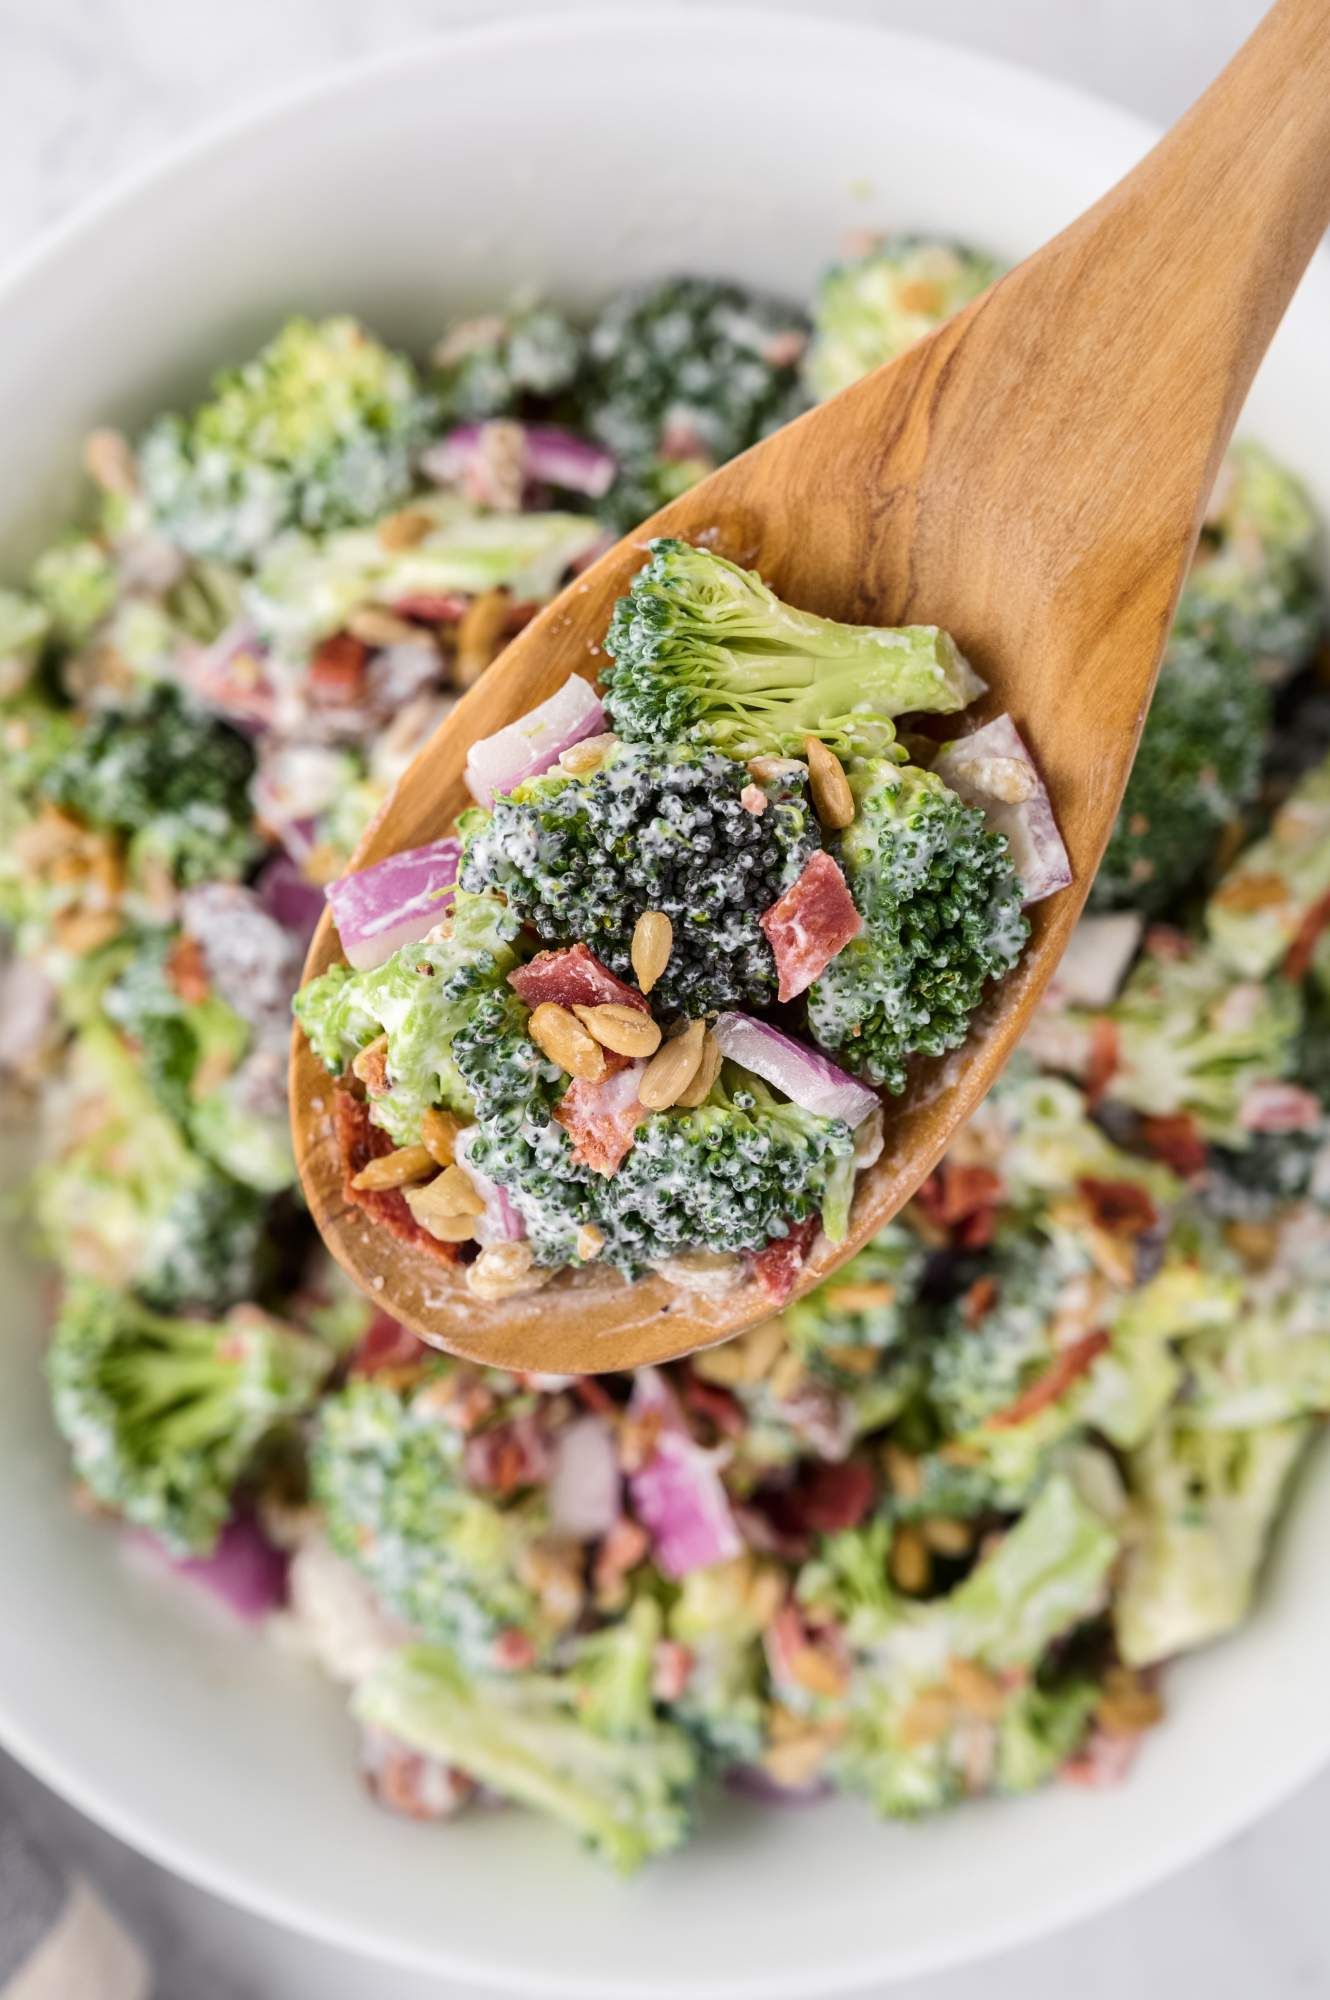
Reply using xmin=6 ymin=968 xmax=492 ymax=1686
xmin=962 ymin=1274 xmax=999 ymax=1326
xmin=782 ymin=1458 xmax=878 ymax=1535
xmin=1077 ymin=1178 xmax=1159 ymax=1237
xmin=677 ymin=1369 xmax=747 ymax=1440
xmin=464 ymin=1414 xmax=552 ymax=1494
xmin=389 ymin=591 xmax=469 ymax=623
xmin=984 ymin=1329 xmax=1109 ymax=1430
xmin=1084 ymin=1016 xmax=1120 ymax=1108
xmin=165 ymin=933 xmax=210 ymax=1004
xmin=751 ymin=1216 xmax=820 ymax=1305
xmin=308 ymin=631 xmax=370 ymax=705
xmin=509 ymin=941 xmax=649 ymax=1014
xmin=914 ymin=1161 xmax=1004 ymax=1247
xmin=348 ymin=1312 xmax=429 ymax=1379
xmin=593 ymin=1516 xmax=651 ymax=1599
xmin=1139 ymin=1112 xmax=1207 ymax=1177
xmin=1239 ymin=1079 xmax=1323 ymax=1133
xmin=491 ymin=1628 xmax=538 ymax=1671
xmin=333 ymin=1086 xmax=463 ymax=1264
xmin=553 ymin=1063 xmax=646 ymax=1175
xmin=652 ymin=1640 xmax=695 ymax=1702
xmin=759 ymin=850 xmax=863 ymax=1003
xmin=1283 ymin=890 xmax=1330 ymax=983
xmin=1060 ymin=1727 xmax=1141 ymax=1788
xmin=361 ymin=1725 xmax=474 ymax=1820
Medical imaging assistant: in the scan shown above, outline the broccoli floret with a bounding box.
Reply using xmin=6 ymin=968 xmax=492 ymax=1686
xmin=807 ymin=761 xmax=1027 ymax=1091
xmin=453 ymin=998 xmax=854 ymax=1272
xmin=665 ymin=1559 xmax=773 ymax=1762
xmin=1176 ymin=442 xmax=1324 ymax=674
xmin=431 ymin=302 xmax=584 ymax=422
xmin=1089 ymin=636 xmax=1269 ymax=918
xmin=924 ymin=1229 xmax=1082 ymax=1437
xmin=40 ymin=684 xmax=260 ymax=886
xmin=582 ymin=276 xmax=809 ymax=530
xmin=603 ymin=539 xmax=983 ymax=760
xmin=354 ymin=1640 xmax=699 ymax=1872
xmin=138 ymin=316 xmax=435 ymax=563
xmin=804 ymin=235 xmax=1000 ymax=402
xmin=312 ymin=1371 xmax=557 ymax=1665
xmin=782 ymin=1222 xmax=925 ymax=1362
xmin=34 ymin=1018 xmax=273 ymax=1312
xmin=458 ymin=739 xmax=816 ymax=1014
xmin=29 ymin=536 xmax=118 ymax=645
xmin=0 ymin=587 xmax=51 ymax=698
xmin=48 ymin=1280 xmax=328 ymax=1554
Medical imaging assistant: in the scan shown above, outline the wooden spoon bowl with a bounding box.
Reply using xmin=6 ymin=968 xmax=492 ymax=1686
xmin=293 ymin=0 xmax=1330 ymax=1374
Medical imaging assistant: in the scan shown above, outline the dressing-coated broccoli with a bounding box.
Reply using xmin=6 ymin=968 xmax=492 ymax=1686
xmin=1089 ymin=636 xmax=1269 ymax=918
xmin=806 ymin=760 xmax=1027 ymax=1090
xmin=603 ymin=539 xmax=983 ymax=760
xmin=47 ymin=1280 xmax=328 ymax=1553
xmin=139 ymin=317 xmax=435 ymax=563
xmin=0 ymin=587 xmax=51 ymax=697
xmin=355 ymin=1638 xmax=699 ymax=1871
xmin=40 ymin=685 xmax=260 ymax=886
xmin=29 ymin=536 xmax=118 ymax=645
xmin=804 ymin=236 xmax=1000 ymax=401
xmin=458 ymin=739 xmax=816 ymax=1014
xmin=1177 ymin=442 xmax=1323 ymax=674
xmin=312 ymin=1371 xmax=557 ymax=1666
xmin=432 ymin=302 xmax=584 ymax=422
xmin=582 ymin=276 xmax=809 ymax=530
xmin=782 ymin=1222 xmax=925 ymax=1362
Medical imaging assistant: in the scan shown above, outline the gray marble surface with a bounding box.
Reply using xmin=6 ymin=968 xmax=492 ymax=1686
xmin=2 ymin=1 xmax=1329 ymax=1994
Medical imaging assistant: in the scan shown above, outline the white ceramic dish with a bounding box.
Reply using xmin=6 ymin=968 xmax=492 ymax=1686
xmin=2 ymin=11 xmax=1329 ymax=1995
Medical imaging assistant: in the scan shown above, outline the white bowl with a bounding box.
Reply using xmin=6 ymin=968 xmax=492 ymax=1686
xmin=3 ymin=12 xmax=1329 ymax=1995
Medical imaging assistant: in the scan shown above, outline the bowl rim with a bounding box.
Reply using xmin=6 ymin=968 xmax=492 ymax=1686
xmin=3 ymin=8 xmax=1330 ymax=1993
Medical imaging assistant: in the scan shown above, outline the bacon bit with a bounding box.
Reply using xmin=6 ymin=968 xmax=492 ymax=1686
xmin=389 ymin=591 xmax=469 ymax=623
xmin=677 ymin=1369 xmax=747 ymax=1440
xmin=464 ymin=1414 xmax=552 ymax=1494
xmin=348 ymin=1312 xmax=428 ymax=1379
xmin=764 ymin=1603 xmax=850 ymax=1701
xmin=1060 ymin=1727 xmax=1142 ymax=1788
xmin=759 ymin=850 xmax=863 ymax=1002
xmin=651 ymin=1640 xmax=695 ymax=1702
xmin=914 ymin=1161 xmax=1004 ymax=1248
xmin=1239 ymin=1079 xmax=1323 ymax=1134
xmin=509 ymin=942 xmax=650 ymax=1014
xmin=739 ymin=784 xmax=768 ymax=816
xmin=751 ymin=1216 xmax=820 ymax=1305
xmin=984 ymin=1329 xmax=1110 ymax=1430
xmin=1139 ymin=1112 xmax=1207 ymax=1177
xmin=308 ymin=631 xmax=370 ymax=704
xmin=760 ymin=328 xmax=808 ymax=370
xmin=553 ymin=1063 xmax=646 ymax=1175
xmin=593 ymin=1516 xmax=651 ymax=1600
xmin=491 ymin=1628 xmax=538 ymax=1671
xmin=333 ymin=1086 xmax=463 ymax=1264
xmin=572 ymin=1375 xmax=617 ymax=1416
xmin=1076 ymin=1178 xmax=1159 ymax=1238
xmin=1142 ymin=923 xmax=1192 ymax=958
xmin=361 ymin=1728 xmax=474 ymax=1820
xmin=165 ymin=933 xmax=210 ymax=1004
xmin=961 ymin=1275 xmax=999 ymax=1326
xmin=783 ymin=1459 xmax=878 ymax=1535
xmin=1084 ymin=1015 xmax=1120 ymax=1109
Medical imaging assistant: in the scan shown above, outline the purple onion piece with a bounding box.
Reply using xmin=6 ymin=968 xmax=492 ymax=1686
xmin=454 ymin=1127 xmax=526 ymax=1243
xmin=711 ymin=1012 xmax=878 ymax=1127
xmin=255 ymin=854 xmax=326 ymax=952
xmin=932 ymin=714 xmax=1072 ymax=905
xmin=326 ymin=838 xmax=461 ymax=971
xmin=423 ymin=422 xmax=616 ymax=500
xmin=142 ymin=1513 xmax=289 ymax=1622
xmin=464 ymin=677 xmax=604 ymax=806
xmin=626 ymin=1370 xmax=743 ymax=1579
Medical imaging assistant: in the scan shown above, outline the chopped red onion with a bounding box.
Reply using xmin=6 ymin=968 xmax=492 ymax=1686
xmin=454 ymin=1127 xmax=526 ymax=1243
xmin=724 ymin=1765 xmax=833 ymax=1808
xmin=711 ymin=1012 xmax=878 ymax=1127
xmin=626 ymin=1370 xmax=743 ymax=1579
xmin=183 ymin=621 xmax=275 ymax=734
xmin=932 ymin=713 xmax=1071 ymax=904
xmin=423 ymin=423 xmax=616 ymax=501
xmin=464 ymin=677 xmax=604 ymax=806
xmin=255 ymin=854 xmax=326 ymax=952
xmin=547 ymin=1415 xmax=621 ymax=1540
xmin=142 ymin=1513 xmax=289 ymax=1622
xmin=326 ymin=838 xmax=461 ymax=971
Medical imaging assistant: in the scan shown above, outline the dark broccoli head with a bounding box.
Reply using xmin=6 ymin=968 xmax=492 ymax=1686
xmin=41 ymin=685 xmax=260 ymax=886
xmin=459 ymin=739 xmax=816 ymax=1014
xmin=139 ymin=316 xmax=435 ymax=562
xmin=312 ymin=1370 xmax=555 ymax=1662
xmin=143 ymin=1174 xmax=275 ymax=1315
xmin=104 ymin=928 xmax=248 ymax=1125
xmin=1089 ymin=637 xmax=1269 ymax=918
xmin=1175 ymin=442 xmax=1324 ymax=674
xmin=807 ymin=761 xmax=1028 ymax=1091
xmin=782 ymin=1222 xmax=926 ymax=1362
xmin=47 ymin=1281 xmax=328 ymax=1553
xmin=582 ymin=276 xmax=809 ymax=530
xmin=603 ymin=539 xmax=981 ymax=760
xmin=922 ymin=1232 xmax=1072 ymax=1435
xmin=432 ymin=303 xmax=584 ymax=423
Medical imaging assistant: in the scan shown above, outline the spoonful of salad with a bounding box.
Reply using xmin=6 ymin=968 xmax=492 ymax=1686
xmin=292 ymin=0 xmax=1330 ymax=1374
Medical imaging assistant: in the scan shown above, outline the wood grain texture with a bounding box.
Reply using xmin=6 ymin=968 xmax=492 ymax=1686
xmin=292 ymin=0 xmax=1330 ymax=1374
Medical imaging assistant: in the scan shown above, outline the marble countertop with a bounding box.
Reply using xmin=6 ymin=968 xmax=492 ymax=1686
xmin=2 ymin=2 xmax=1328 ymax=1995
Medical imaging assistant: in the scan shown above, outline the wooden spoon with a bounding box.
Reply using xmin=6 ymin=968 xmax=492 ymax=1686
xmin=292 ymin=0 xmax=1330 ymax=1375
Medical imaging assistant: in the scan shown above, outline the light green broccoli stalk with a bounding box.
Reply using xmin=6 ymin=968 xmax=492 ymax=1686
xmin=1179 ymin=1209 xmax=1330 ymax=1428
xmin=0 ymin=587 xmax=51 ymax=698
xmin=138 ymin=316 xmax=437 ymax=563
xmin=1206 ymin=751 xmax=1330 ymax=979
xmin=458 ymin=739 xmax=817 ymax=1015
xmin=249 ymin=491 xmax=604 ymax=659
xmin=603 ymin=539 xmax=983 ymax=761
xmin=29 ymin=536 xmax=118 ymax=646
xmin=1114 ymin=1418 xmax=1310 ymax=1667
xmin=311 ymin=1371 xmax=557 ymax=1667
xmin=354 ymin=1636 xmax=700 ymax=1872
xmin=804 ymin=235 xmax=1000 ymax=401
xmin=1088 ymin=634 xmax=1269 ymax=919
xmin=33 ymin=1018 xmax=273 ymax=1313
xmin=806 ymin=760 xmax=1028 ymax=1091
xmin=47 ymin=1280 xmax=329 ymax=1554
xmin=1176 ymin=441 xmax=1324 ymax=674
xmin=431 ymin=301 xmax=583 ymax=422
xmin=293 ymin=889 xmax=521 ymax=1143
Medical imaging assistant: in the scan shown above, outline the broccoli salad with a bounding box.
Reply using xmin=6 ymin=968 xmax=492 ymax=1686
xmin=2 ymin=235 xmax=1327 ymax=1872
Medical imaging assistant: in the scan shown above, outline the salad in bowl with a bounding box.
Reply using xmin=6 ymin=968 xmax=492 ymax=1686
xmin=3 ymin=227 xmax=1328 ymax=1875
